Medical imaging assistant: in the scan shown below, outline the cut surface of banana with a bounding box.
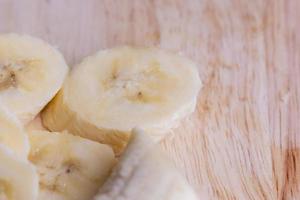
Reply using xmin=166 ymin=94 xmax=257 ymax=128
xmin=0 ymin=144 xmax=38 ymax=200
xmin=0 ymin=33 xmax=68 ymax=124
xmin=42 ymin=46 xmax=201 ymax=153
xmin=28 ymin=130 xmax=116 ymax=200
xmin=94 ymin=128 xmax=198 ymax=200
xmin=0 ymin=102 xmax=29 ymax=158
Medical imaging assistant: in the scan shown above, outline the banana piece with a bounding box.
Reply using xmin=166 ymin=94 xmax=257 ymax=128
xmin=0 ymin=101 xmax=29 ymax=158
xmin=0 ymin=144 xmax=38 ymax=200
xmin=28 ymin=130 xmax=116 ymax=200
xmin=26 ymin=114 xmax=46 ymax=132
xmin=42 ymin=46 xmax=201 ymax=153
xmin=94 ymin=128 xmax=198 ymax=200
xmin=0 ymin=34 xmax=68 ymax=124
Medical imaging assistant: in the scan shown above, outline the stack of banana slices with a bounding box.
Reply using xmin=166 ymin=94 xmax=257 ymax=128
xmin=0 ymin=34 xmax=201 ymax=200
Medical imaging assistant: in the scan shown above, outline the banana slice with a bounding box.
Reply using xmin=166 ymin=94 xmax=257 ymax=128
xmin=94 ymin=128 xmax=197 ymax=200
xmin=0 ymin=34 xmax=68 ymax=124
xmin=42 ymin=46 xmax=201 ymax=153
xmin=0 ymin=101 xmax=29 ymax=158
xmin=0 ymin=144 xmax=38 ymax=200
xmin=28 ymin=130 xmax=116 ymax=200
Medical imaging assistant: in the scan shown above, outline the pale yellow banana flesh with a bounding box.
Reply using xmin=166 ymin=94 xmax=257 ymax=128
xmin=0 ymin=41 xmax=200 ymax=200
xmin=94 ymin=129 xmax=198 ymax=200
xmin=28 ymin=130 xmax=116 ymax=200
xmin=42 ymin=46 xmax=201 ymax=154
xmin=0 ymin=34 xmax=68 ymax=124
xmin=0 ymin=102 xmax=29 ymax=158
xmin=0 ymin=144 xmax=38 ymax=200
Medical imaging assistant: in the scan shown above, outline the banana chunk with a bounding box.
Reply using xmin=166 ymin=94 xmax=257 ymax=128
xmin=0 ymin=34 xmax=68 ymax=124
xmin=42 ymin=46 xmax=201 ymax=153
xmin=0 ymin=102 xmax=29 ymax=158
xmin=28 ymin=130 xmax=116 ymax=200
xmin=0 ymin=144 xmax=38 ymax=200
xmin=94 ymin=128 xmax=198 ymax=200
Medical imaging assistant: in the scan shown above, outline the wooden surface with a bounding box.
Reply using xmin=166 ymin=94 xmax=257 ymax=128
xmin=1 ymin=0 xmax=300 ymax=199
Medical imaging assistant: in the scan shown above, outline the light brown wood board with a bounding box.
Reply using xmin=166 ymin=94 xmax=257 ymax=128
xmin=1 ymin=0 xmax=300 ymax=199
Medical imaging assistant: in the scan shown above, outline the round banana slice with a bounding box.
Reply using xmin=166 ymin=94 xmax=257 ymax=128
xmin=0 ymin=101 xmax=29 ymax=158
xmin=28 ymin=130 xmax=116 ymax=200
xmin=0 ymin=144 xmax=38 ymax=200
xmin=42 ymin=46 xmax=201 ymax=153
xmin=94 ymin=128 xmax=198 ymax=200
xmin=0 ymin=34 xmax=69 ymax=124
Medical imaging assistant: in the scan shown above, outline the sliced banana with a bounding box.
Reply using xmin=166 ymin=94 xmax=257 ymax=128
xmin=42 ymin=46 xmax=201 ymax=153
xmin=0 ymin=101 xmax=29 ymax=158
xmin=28 ymin=130 xmax=116 ymax=200
xmin=0 ymin=144 xmax=38 ymax=200
xmin=94 ymin=128 xmax=198 ymax=200
xmin=0 ymin=34 xmax=68 ymax=124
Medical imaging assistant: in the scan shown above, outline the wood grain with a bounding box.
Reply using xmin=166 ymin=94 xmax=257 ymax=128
xmin=1 ymin=0 xmax=300 ymax=199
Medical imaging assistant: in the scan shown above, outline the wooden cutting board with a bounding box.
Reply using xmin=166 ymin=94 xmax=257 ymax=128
xmin=1 ymin=0 xmax=299 ymax=199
